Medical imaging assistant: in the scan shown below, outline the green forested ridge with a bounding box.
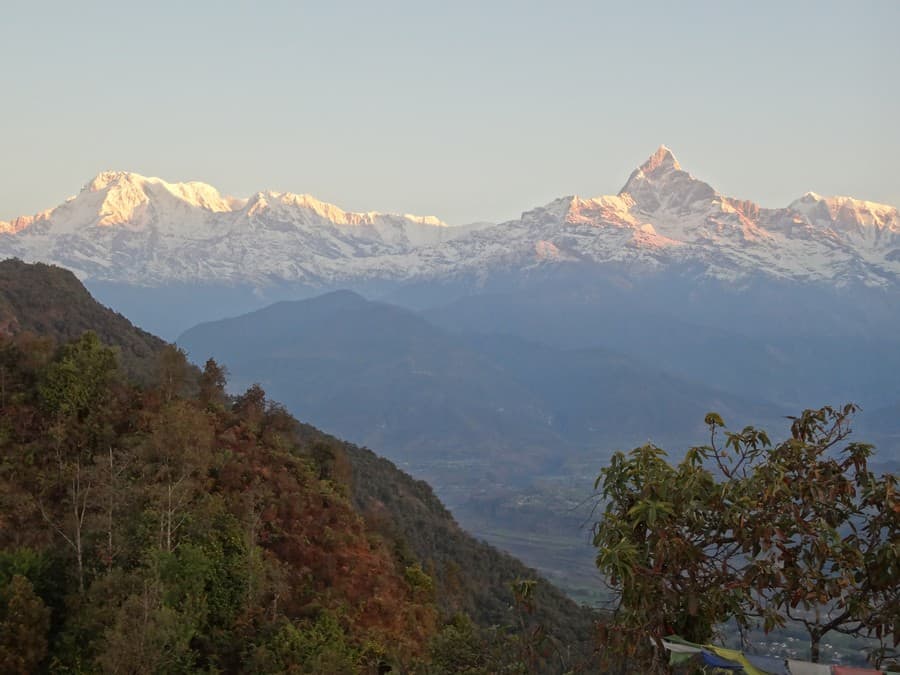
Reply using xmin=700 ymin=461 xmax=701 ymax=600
xmin=0 ymin=258 xmax=167 ymax=383
xmin=0 ymin=260 xmax=599 ymax=673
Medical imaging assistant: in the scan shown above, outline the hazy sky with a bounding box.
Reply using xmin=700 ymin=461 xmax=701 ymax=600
xmin=3 ymin=0 xmax=898 ymax=225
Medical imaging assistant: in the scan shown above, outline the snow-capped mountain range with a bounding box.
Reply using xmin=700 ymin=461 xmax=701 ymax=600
xmin=2 ymin=147 xmax=898 ymax=288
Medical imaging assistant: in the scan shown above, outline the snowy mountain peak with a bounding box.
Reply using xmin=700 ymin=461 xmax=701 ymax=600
xmin=81 ymin=171 xmax=151 ymax=226
xmin=84 ymin=170 xmax=143 ymax=193
xmin=0 ymin=172 xmax=465 ymax=281
xmin=77 ymin=171 xmax=236 ymax=227
xmin=642 ymin=145 xmax=681 ymax=174
xmin=617 ymin=146 xmax=683 ymax=193
xmin=788 ymin=192 xmax=899 ymax=236
xmin=1 ymin=153 xmax=898 ymax=289
xmin=620 ymin=146 xmax=682 ymax=189
xmin=618 ymin=146 xmax=716 ymax=215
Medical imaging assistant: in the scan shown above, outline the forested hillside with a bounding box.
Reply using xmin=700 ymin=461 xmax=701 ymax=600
xmin=344 ymin=444 xmax=596 ymax=652
xmin=0 ymin=260 xmax=598 ymax=673
xmin=0 ymin=258 xmax=166 ymax=382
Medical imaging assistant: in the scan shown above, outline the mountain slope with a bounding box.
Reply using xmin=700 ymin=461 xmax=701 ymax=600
xmin=177 ymin=290 xmax=569 ymax=470
xmin=176 ymin=289 xmax=790 ymax=599
xmin=0 ymin=257 xmax=167 ymax=381
xmin=420 ymin=279 xmax=900 ymax=410
xmin=0 ymin=260 xmax=597 ymax=672
xmin=335 ymin=442 xmax=597 ymax=653
xmin=177 ymin=290 xmax=784 ymax=472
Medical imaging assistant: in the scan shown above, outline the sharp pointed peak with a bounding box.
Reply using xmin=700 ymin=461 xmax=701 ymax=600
xmin=640 ymin=145 xmax=681 ymax=173
xmin=618 ymin=146 xmax=688 ymax=197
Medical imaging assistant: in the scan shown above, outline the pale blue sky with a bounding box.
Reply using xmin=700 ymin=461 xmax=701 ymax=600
xmin=2 ymin=0 xmax=898 ymax=224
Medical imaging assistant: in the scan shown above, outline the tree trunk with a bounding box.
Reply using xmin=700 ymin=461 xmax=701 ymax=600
xmin=166 ymin=483 xmax=173 ymax=553
xmin=72 ymin=462 xmax=90 ymax=595
xmin=73 ymin=498 xmax=84 ymax=594
xmin=107 ymin=446 xmax=114 ymax=569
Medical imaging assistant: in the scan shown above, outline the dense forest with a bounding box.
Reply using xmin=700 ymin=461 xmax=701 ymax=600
xmin=0 ymin=259 xmax=598 ymax=673
xmin=0 ymin=259 xmax=166 ymax=382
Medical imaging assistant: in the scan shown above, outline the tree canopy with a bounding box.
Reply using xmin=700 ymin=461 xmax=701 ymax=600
xmin=592 ymin=405 xmax=899 ymax=672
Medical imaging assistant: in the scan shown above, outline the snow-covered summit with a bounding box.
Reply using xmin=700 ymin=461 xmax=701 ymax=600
xmin=788 ymin=192 xmax=898 ymax=233
xmin=619 ymin=145 xmax=716 ymax=216
xmin=622 ymin=144 xmax=681 ymax=184
xmin=82 ymin=171 xmax=237 ymax=223
xmin=405 ymin=147 xmax=899 ymax=286
xmin=1 ymin=150 xmax=897 ymax=287
xmin=0 ymin=171 xmax=470 ymax=282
